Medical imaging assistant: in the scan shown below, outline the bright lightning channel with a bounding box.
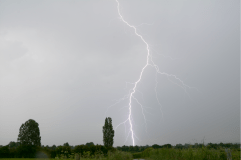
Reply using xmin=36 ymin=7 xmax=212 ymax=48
xmin=113 ymin=0 xmax=196 ymax=146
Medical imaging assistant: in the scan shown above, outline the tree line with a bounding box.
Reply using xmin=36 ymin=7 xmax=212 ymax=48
xmin=0 ymin=141 xmax=240 ymax=158
xmin=0 ymin=117 xmax=115 ymax=158
xmin=0 ymin=141 xmax=111 ymax=158
xmin=0 ymin=118 xmax=240 ymax=158
xmin=116 ymin=143 xmax=240 ymax=153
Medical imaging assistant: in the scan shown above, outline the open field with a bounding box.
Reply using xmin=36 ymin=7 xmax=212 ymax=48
xmin=0 ymin=158 xmax=107 ymax=160
xmin=0 ymin=159 xmax=106 ymax=160
xmin=0 ymin=159 xmax=107 ymax=160
xmin=141 ymin=148 xmax=241 ymax=160
xmin=0 ymin=147 xmax=240 ymax=160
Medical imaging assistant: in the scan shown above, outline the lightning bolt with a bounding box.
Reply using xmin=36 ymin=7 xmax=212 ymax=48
xmin=111 ymin=0 xmax=197 ymax=146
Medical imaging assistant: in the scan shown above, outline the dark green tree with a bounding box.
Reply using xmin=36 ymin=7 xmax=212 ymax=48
xmin=74 ymin=145 xmax=85 ymax=155
xmin=0 ymin=146 xmax=10 ymax=158
xmin=51 ymin=145 xmax=56 ymax=150
xmin=17 ymin=119 xmax=41 ymax=158
xmin=8 ymin=141 xmax=19 ymax=149
xmin=162 ymin=144 xmax=172 ymax=148
xmin=63 ymin=142 xmax=69 ymax=147
xmin=56 ymin=145 xmax=71 ymax=158
xmin=129 ymin=145 xmax=134 ymax=152
xmin=102 ymin=117 xmax=114 ymax=147
xmin=17 ymin=119 xmax=41 ymax=147
xmin=86 ymin=142 xmax=94 ymax=147
xmin=152 ymin=144 xmax=160 ymax=149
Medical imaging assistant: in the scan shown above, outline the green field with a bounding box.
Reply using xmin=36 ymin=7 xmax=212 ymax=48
xmin=0 ymin=147 xmax=240 ymax=160
xmin=137 ymin=147 xmax=241 ymax=160
xmin=0 ymin=158 xmax=112 ymax=160
xmin=0 ymin=159 xmax=104 ymax=160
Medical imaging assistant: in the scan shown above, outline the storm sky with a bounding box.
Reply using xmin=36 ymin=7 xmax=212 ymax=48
xmin=0 ymin=0 xmax=240 ymax=147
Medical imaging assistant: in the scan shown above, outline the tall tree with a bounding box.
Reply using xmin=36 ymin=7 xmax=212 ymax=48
xmin=17 ymin=119 xmax=41 ymax=147
xmin=102 ymin=117 xmax=114 ymax=147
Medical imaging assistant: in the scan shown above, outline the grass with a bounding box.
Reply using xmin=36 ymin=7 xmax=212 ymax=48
xmin=0 ymin=147 xmax=240 ymax=160
xmin=107 ymin=150 xmax=132 ymax=160
xmin=143 ymin=147 xmax=240 ymax=160
xmin=0 ymin=159 xmax=106 ymax=160
xmin=0 ymin=159 xmax=104 ymax=160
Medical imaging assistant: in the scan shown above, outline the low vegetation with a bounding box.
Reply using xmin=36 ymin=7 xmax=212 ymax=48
xmin=1 ymin=119 xmax=240 ymax=159
xmin=0 ymin=144 xmax=240 ymax=160
xmin=141 ymin=147 xmax=240 ymax=160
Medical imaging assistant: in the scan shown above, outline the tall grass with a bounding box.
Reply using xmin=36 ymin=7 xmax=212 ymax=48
xmin=1 ymin=147 xmax=239 ymax=160
xmin=106 ymin=150 xmax=132 ymax=160
xmin=144 ymin=147 xmax=240 ymax=160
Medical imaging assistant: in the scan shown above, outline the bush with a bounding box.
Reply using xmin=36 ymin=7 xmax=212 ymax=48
xmin=132 ymin=152 xmax=142 ymax=159
xmin=107 ymin=150 xmax=132 ymax=160
xmin=142 ymin=147 xmax=240 ymax=160
xmin=94 ymin=150 xmax=104 ymax=159
xmin=141 ymin=147 xmax=154 ymax=158
xmin=219 ymin=152 xmax=227 ymax=160
xmin=148 ymin=148 xmax=177 ymax=160
xmin=0 ymin=146 xmax=10 ymax=158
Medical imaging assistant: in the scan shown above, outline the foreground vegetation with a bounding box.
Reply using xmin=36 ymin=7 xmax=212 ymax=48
xmin=0 ymin=145 xmax=240 ymax=160
xmin=1 ymin=119 xmax=240 ymax=159
xmin=139 ymin=147 xmax=240 ymax=160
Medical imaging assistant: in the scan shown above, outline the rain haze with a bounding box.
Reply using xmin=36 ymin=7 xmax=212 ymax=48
xmin=0 ymin=0 xmax=240 ymax=147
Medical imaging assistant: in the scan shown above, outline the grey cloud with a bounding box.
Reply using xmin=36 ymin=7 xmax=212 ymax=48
xmin=0 ymin=40 xmax=28 ymax=61
xmin=0 ymin=0 xmax=239 ymax=146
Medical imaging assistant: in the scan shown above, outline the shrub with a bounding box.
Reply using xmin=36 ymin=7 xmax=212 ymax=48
xmin=141 ymin=147 xmax=154 ymax=158
xmin=132 ymin=152 xmax=142 ymax=159
xmin=107 ymin=150 xmax=132 ymax=160
xmin=94 ymin=150 xmax=104 ymax=159
xmin=148 ymin=148 xmax=177 ymax=160
xmin=82 ymin=151 xmax=91 ymax=158
xmin=219 ymin=152 xmax=227 ymax=160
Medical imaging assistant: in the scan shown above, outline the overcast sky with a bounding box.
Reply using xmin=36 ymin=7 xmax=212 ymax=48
xmin=0 ymin=0 xmax=240 ymax=147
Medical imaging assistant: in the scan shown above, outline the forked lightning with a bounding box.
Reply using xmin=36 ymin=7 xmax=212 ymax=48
xmin=112 ymin=0 xmax=196 ymax=146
